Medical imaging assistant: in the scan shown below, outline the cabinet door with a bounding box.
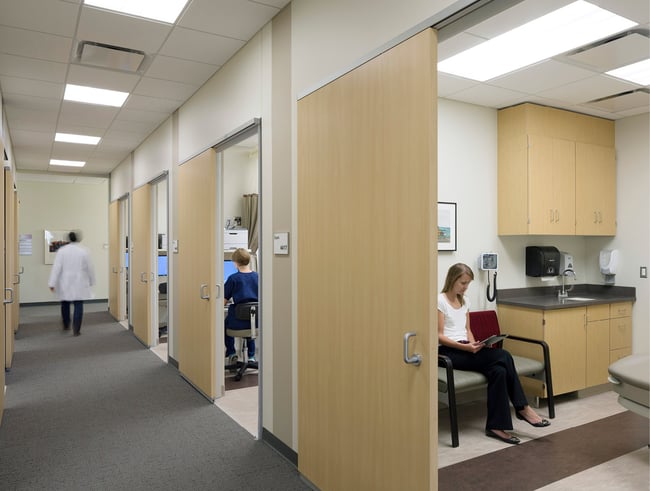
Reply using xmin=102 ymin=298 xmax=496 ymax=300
xmin=575 ymin=143 xmax=616 ymax=235
xmin=544 ymin=308 xmax=586 ymax=394
xmin=528 ymin=135 xmax=575 ymax=234
xmin=610 ymin=316 xmax=632 ymax=350
xmin=586 ymin=319 xmax=609 ymax=386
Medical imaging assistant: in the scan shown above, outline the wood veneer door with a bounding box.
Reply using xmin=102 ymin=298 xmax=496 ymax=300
xmin=11 ymin=189 xmax=18 ymax=333
xmin=297 ymin=28 xmax=437 ymax=491
xmin=108 ymin=200 xmax=120 ymax=320
xmin=575 ymin=142 xmax=616 ymax=235
xmin=4 ymin=169 xmax=14 ymax=369
xmin=131 ymin=185 xmax=153 ymax=346
xmin=177 ymin=149 xmax=217 ymax=399
xmin=0 ymin=146 xmax=5 ymax=423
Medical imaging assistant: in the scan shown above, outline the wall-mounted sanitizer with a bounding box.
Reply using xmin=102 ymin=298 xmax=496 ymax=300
xmin=479 ymin=253 xmax=498 ymax=302
xmin=600 ymin=249 xmax=619 ymax=285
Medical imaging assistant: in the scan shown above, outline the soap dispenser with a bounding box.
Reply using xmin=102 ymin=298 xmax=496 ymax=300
xmin=600 ymin=249 xmax=619 ymax=285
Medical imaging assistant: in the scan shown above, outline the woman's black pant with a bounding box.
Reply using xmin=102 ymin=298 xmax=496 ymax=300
xmin=439 ymin=346 xmax=528 ymax=430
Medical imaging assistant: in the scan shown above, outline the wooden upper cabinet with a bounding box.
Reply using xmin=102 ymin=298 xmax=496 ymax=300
xmin=498 ymin=103 xmax=616 ymax=236
xmin=575 ymin=142 xmax=616 ymax=235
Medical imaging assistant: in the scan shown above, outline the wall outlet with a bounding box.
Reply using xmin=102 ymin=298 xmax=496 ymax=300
xmin=641 ymin=266 xmax=647 ymax=278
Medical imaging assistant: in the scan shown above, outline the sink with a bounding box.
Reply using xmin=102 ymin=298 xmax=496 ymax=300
xmin=564 ymin=297 xmax=596 ymax=301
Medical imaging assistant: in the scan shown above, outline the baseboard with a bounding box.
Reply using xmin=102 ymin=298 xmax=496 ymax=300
xmin=262 ymin=427 xmax=298 ymax=466
xmin=168 ymin=356 xmax=179 ymax=369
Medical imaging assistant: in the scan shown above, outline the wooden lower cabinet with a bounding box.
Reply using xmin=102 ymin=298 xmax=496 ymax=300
xmin=498 ymin=302 xmax=633 ymax=397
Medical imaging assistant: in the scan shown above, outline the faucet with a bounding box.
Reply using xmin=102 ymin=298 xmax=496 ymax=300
xmin=558 ymin=269 xmax=576 ymax=299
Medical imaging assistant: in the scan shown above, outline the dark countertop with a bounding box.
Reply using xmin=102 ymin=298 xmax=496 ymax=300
xmin=496 ymin=284 xmax=636 ymax=310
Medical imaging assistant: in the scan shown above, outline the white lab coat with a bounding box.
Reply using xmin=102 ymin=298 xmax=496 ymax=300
xmin=48 ymin=242 xmax=96 ymax=301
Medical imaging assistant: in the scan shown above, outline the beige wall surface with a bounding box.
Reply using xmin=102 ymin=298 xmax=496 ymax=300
xmin=18 ymin=179 xmax=109 ymax=303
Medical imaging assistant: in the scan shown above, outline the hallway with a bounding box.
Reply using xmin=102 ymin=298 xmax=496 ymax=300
xmin=0 ymin=304 xmax=308 ymax=491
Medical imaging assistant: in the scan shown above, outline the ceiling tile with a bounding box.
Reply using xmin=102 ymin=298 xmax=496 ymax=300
xmin=0 ymin=0 xmax=79 ymax=36
xmin=145 ymin=55 xmax=219 ymax=86
xmin=0 ymin=53 xmax=67 ymax=83
xmin=438 ymin=73 xmax=479 ymax=97
xmin=159 ymin=27 xmax=245 ymax=65
xmin=538 ymin=74 xmax=639 ymax=104
xmin=58 ymin=101 xmax=120 ymax=129
xmin=124 ymin=94 xmax=182 ymax=114
xmin=67 ymin=64 xmax=140 ymax=92
xmin=0 ymin=25 xmax=72 ymax=63
xmin=444 ymin=83 xmax=529 ymax=108
xmin=0 ymin=75 xmax=63 ymax=100
xmin=179 ymin=0 xmax=280 ymax=40
xmin=581 ymin=89 xmax=650 ymax=112
xmin=133 ymin=77 xmax=197 ymax=101
xmin=488 ymin=60 xmax=595 ymax=94
xmin=566 ymin=32 xmax=650 ymax=71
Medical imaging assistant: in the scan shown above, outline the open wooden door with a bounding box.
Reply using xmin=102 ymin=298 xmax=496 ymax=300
xmin=0 ymin=144 xmax=5 ymax=423
xmin=108 ymin=200 xmax=120 ymax=320
xmin=131 ymin=185 xmax=153 ymax=346
xmin=11 ymin=188 xmax=19 ymax=335
xmin=4 ymin=169 xmax=15 ymax=369
xmin=177 ymin=148 xmax=218 ymax=399
xmin=297 ymin=29 xmax=438 ymax=490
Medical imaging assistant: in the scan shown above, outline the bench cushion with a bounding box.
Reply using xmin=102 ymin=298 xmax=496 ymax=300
xmin=438 ymin=355 xmax=545 ymax=393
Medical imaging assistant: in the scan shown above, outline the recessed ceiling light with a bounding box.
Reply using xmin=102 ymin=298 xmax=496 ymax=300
xmin=50 ymin=159 xmax=86 ymax=168
xmin=64 ymin=84 xmax=129 ymax=107
xmin=606 ymin=59 xmax=650 ymax=86
xmin=55 ymin=133 xmax=101 ymax=145
xmin=84 ymin=0 xmax=189 ymax=24
xmin=438 ymin=1 xmax=637 ymax=81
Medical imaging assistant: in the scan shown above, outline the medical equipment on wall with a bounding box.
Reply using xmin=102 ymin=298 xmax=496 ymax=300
xmin=600 ymin=249 xmax=619 ymax=285
xmin=478 ymin=253 xmax=498 ymax=302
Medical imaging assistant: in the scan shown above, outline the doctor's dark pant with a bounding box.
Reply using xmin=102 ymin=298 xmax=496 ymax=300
xmin=61 ymin=300 xmax=84 ymax=334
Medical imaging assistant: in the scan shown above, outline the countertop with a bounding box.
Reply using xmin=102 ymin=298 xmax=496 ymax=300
xmin=496 ymin=284 xmax=636 ymax=310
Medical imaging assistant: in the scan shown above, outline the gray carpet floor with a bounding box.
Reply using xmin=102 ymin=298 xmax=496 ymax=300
xmin=0 ymin=306 xmax=310 ymax=491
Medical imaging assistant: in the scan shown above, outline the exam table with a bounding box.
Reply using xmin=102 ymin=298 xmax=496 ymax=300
xmin=608 ymin=354 xmax=649 ymax=419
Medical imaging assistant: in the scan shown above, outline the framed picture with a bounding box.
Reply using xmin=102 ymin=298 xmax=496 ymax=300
xmin=437 ymin=202 xmax=457 ymax=251
xmin=44 ymin=230 xmax=70 ymax=264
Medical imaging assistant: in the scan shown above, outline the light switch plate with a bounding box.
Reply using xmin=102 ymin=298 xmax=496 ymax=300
xmin=273 ymin=232 xmax=289 ymax=255
xmin=641 ymin=266 xmax=647 ymax=278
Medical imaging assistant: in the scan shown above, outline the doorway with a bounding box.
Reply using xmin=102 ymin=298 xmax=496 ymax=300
xmin=152 ymin=177 xmax=169 ymax=362
xmin=214 ymin=124 xmax=261 ymax=437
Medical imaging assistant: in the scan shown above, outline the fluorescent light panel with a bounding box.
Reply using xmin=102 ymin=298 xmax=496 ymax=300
xmin=64 ymin=84 xmax=129 ymax=107
xmin=55 ymin=133 xmax=101 ymax=145
xmin=438 ymin=1 xmax=637 ymax=81
xmin=84 ymin=0 xmax=188 ymax=24
xmin=606 ymin=58 xmax=650 ymax=86
xmin=50 ymin=159 xmax=86 ymax=168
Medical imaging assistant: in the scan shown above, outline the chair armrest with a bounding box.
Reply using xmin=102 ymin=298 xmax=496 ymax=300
xmin=503 ymin=334 xmax=555 ymax=418
xmin=438 ymin=354 xmax=456 ymax=393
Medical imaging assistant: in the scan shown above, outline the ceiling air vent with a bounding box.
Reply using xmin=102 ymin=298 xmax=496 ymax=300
xmin=565 ymin=30 xmax=650 ymax=71
xmin=76 ymin=41 xmax=145 ymax=72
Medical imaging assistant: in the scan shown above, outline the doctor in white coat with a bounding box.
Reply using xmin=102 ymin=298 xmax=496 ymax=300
xmin=48 ymin=231 xmax=96 ymax=336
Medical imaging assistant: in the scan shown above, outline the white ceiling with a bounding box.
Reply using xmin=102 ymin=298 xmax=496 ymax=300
xmin=0 ymin=0 xmax=289 ymax=179
xmin=1 ymin=0 xmax=648 ymax=181
xmin=438 ymin=0 xmax=650 ymax=119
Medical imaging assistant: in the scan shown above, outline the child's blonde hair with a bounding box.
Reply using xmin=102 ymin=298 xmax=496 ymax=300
xmin=231 ymin=248 xmax=251 ymax=266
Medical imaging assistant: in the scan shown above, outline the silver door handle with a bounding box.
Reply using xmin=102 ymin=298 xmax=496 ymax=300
xmin=403 ymin=332 xmax=421 ymax=366
xmin=140 ymin=272 xmax=148 ymax=283
xmin=215 ymin=284 xmax=221 ymax=299
xmin=18 ymin=266 xmax=24 ymax=274
xmin=4 ymin=287 xmax=14 ymax=304
xmin=13 ymin=274 xmax=20 ymax=285
xmin=200 ymin=284 xmax=210 ymax=300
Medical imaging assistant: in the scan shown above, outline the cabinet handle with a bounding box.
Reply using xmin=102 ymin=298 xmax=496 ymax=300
xmin=594 ymin=211 xmax=598 ymax=223
xmin=598 ymin=211 xmax=602 ymax=223
xmin=555 ymin=209 xmax=559 ymax=223
xmin=549 ymin=209 xmax=554 ymax=223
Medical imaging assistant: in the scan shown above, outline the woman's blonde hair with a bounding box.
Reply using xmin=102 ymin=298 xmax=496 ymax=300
xmin=231 ymin=248 xmax=251 ymax=266
xmin=441 ymin=263 xmax=474 ymax=305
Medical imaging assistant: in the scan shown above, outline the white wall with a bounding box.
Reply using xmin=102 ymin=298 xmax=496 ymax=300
xmin=438 ymin=98 xmax=649 ymax=353
xmin=291 ymin=0 xmax=463 ymax=96
xmin=133 ymin=118 xmax=173 ymax=188
xmin=223 ymin=145 xmax=258 ymax=221
xmin=18 ymin=179 xmax=109 ymax=303
xmin=110 ymin=154 xmax=133 ymax=202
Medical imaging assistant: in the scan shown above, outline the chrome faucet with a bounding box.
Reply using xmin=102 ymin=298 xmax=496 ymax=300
xmin=558 ymin=269 xmax=576 ymax=299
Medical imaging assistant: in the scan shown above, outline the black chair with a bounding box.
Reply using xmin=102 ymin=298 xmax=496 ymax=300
xmin=226 ymin=302 xmax=259 ymax=381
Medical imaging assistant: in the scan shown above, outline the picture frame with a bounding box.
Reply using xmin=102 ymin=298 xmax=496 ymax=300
xmin=44 ymin=229 xmax=70 ymax=264
xmin=437 ymin=202 xmax=457 ymax=251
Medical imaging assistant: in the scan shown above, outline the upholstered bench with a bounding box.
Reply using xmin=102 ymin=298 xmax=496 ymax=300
xmin=608 ymin=354 xmax=649 ymax=419
xmin=438 ymin=310 xmax=555 ymax=447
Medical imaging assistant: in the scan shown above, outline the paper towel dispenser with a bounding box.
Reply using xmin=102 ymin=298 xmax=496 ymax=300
xmin=526 ymin=246 xmax=560 ymax=277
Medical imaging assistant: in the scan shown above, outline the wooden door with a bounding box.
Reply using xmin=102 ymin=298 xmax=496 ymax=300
xmin=131 ymin=185 xmax=153 ymax=346
xmin=108 ymin=200 xmax=120 ymax=319
xmin=0 ymin=143 xmax=5 ymax=423
xmin=575 ymin=142 xmax=616 ymax=235
xmin=177 ymin=149 xmax=217 ymax=399
xmin=4 ymin=170 xmax=14 ymax=369
xmin=528 ymin=135 xmax=575 ymax=234
xmin=11 ymin=189 xmax=18 ymax=334
xmin=297 ymin=29 xmax=437 ymax=490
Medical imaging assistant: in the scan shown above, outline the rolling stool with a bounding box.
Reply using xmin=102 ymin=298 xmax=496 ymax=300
xmin=226 ymin=302 xmax=259 ymax=381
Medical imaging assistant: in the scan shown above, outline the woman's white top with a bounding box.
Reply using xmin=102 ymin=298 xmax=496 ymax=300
xmin=438 ymin=293 xmax=470 ymax=342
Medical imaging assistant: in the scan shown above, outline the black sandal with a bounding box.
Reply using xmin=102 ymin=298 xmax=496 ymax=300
xmin=516 ymin=412 xmax=550 ymax=427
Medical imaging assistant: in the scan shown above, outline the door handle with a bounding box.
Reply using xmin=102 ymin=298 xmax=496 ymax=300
xmin=13 ymin=274 xmax=20 ymax=285
xmin=215 ymin=284 xmax=221 ymax=299
xmin=403 ymin=332 xmax=421 ymax=366
xmin=18 ymin=266 xmax=24 ymax=274
xmin=200 ymin=284 xmax=210 ymax=300
xmin=4 ymin=287 xmax=14 ymax=305
xmin=140 ymin=272 xmax=148 ymax=283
